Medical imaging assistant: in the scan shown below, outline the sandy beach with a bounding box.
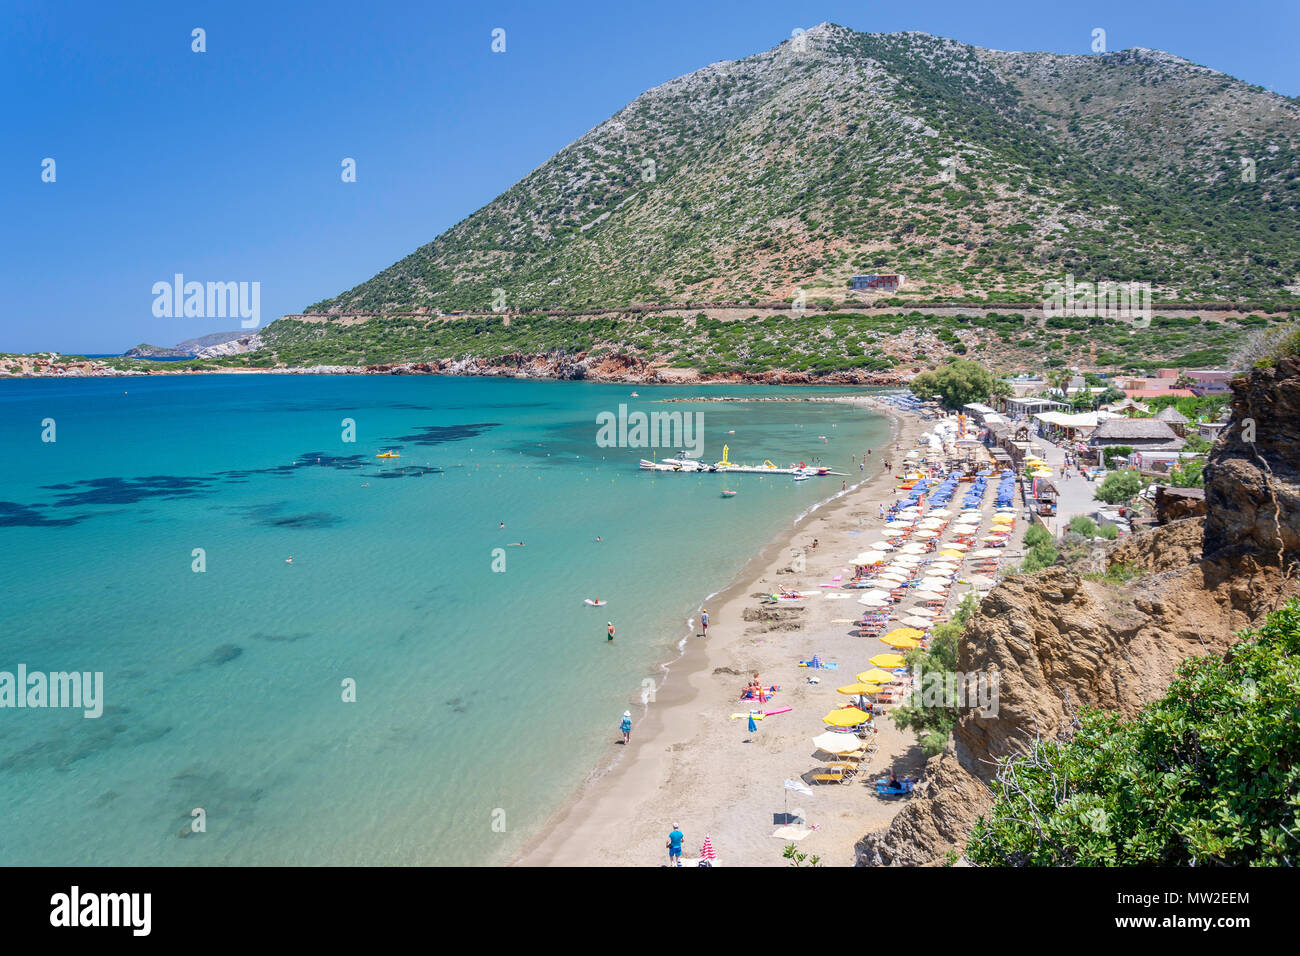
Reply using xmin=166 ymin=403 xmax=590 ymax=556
xmin=515 ymin=397 xmax=937 ymax=867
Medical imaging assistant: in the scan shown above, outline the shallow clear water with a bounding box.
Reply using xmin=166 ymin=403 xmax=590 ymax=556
xmin=0 ymin=375 xmax=888 ymax=865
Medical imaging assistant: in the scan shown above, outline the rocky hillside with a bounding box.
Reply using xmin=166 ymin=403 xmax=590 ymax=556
xmin=856 ymin=356 xmax=1300 ymax=866
xmin=306 ymin=24 xmax=1300 ymax=317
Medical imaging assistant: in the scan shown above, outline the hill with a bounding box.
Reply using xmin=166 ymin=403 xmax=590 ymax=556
xmin=306 ymin=24 xmax=1300 ymax=317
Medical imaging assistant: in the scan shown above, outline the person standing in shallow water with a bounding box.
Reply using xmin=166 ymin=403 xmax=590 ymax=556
xmin=700 ymin=609 xmax=709 ymax=637
xmin=620 ymin=710 xmax=632 ymax=744
xmin=607 ymin=622 xmax=615 ymax=641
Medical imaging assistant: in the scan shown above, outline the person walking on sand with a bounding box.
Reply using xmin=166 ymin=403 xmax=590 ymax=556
xmin=667 ymin=824 xmax=684 ymax=866
xmin=607 ymin=622 xmax=616 ymax=641
xmin=700 ymin=609 xmax=709 ymax=636
xmin=620 ymin=710 xmax=632 ymax=744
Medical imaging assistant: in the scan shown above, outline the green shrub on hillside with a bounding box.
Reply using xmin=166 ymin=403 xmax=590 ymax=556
xmin=967 ymin=600 xmax=1300 ymax=866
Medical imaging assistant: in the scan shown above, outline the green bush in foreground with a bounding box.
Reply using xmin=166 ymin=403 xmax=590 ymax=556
xmin=967 ymin=600 xmax=1300 ymax=866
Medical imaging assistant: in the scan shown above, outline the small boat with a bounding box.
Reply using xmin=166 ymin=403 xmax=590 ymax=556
xmin=376 ymin=451 xmax=400 ymax=459
xmin=630 ymin=391 xmax=639 ymax=397
xmin=584 ymin=599 xmax=607 ymax=606
xmin=793 ymin=473 xmax=809 ymax=482
xmin=721 ymin=490 xmax=737 ymax=498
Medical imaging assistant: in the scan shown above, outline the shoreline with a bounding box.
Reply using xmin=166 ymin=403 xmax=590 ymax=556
xmin=513 ymin=396 xmax=932 ymax=867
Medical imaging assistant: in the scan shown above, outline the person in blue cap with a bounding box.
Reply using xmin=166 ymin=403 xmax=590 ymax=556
xmin=620 ymin=710 xmax=632 ymax=744
xmin=666 ymin=824 xmax=684 ymax=866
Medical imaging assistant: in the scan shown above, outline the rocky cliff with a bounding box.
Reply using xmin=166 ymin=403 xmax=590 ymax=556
xmin=856 ymin=359 xmax=1300 ymax=866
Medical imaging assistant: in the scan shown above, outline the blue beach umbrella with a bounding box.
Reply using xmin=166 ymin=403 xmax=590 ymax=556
xmin=747 ymin=713 xmax=758 ymax=733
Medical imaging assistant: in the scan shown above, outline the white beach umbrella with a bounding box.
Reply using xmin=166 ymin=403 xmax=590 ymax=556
xmin=915 ymin=584 xmax=947 ymax=595
xmin=942 ymin=542 xmax=969 ymax=551
xmin=877 ymin=571 xmax=909 ymax=583
xmin=853 ymin=551 xmax=887 ymax=565
xmin=901 ymin=615 xmax=934 ymax=629
xmin=914 ymin=529 xmax=939 ymax=538
xmin=900 ymin=544 xmax=928 ymax=555
xmin=918 ymin=518 xmax=945 ymax=529
xmin=927 ymin=508 xmax=952 ymax=517
xmin=973 ymin=548 xmax=1003 ymax=557
xmin=893 ymin=555 xmax=922 ymax=566
xmin=857 ymin=594 xmax=893 ymax=608
xmin=866 ymin=540 xmax=894 ymax=551
xmin=812 ymin=731 xmax=866 ymax=756
xmin=908 ymin=606 xmax=940 ymax=618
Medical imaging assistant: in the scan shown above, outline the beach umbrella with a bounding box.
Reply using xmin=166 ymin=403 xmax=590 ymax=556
xmin=1031 ymin=469 xmax=1052 ymax=478
xmin=700 ymin=836 xmax=717 ymax=862
xmin=812 ymin=732 xmax=865 ymax=756
xmin=869 ymin=653 xmax=907 ymax=669
xmin=981 ymin=534 xmax=1009 ymax=542
xmin=747 ymin=713 xmax=758 ymax=733
xmin=881 ymin=635 xmax=919 ymax=650
xmin=943 ymin=543 xmax=969 ymax=551
xmin=853 ymin=551 xmax=888 ymax=564
xmin=857 ymin=592 xmax=892 ymax=607
xmin=902 ymin=615 xmax=935 ymax=629
xmin=857 ymin=668 xmax=897 ymax=684
xmin=991 ymin=515 xmax=1014 ymax=524
xmin=893 ymin=555 xmax=922 ymax=565
xmin=927 ymin=508 xmax=952 ymax=516
xmin=876 ymin=572 xmax=909 ymax=583
xmin=938 ymin=549 xmax=965 ymax=559
xmin=914 ymin=529 xmax=939 ymax=538
xmin=885 ymin=627 xmax=925 ymax=641
xmin=823 ymin=707 xmax=869 ymax=728
xmin=837 ymin=682 xmax=883 ymax=695
xmin=916 ymin=584 xmax=947 ymax=595
xmin=973 ymin=548 xmax=1003 ymax=557
xmin=908 ymin=606 xmax=940 ymax=618
xmin=900 ymin=544 xmax=928 ymax=554
xmin=866 ymin=540 xmax=895 ymax=551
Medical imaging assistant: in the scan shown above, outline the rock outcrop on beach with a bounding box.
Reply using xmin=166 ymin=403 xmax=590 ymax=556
xmin=856 ymin=359 xmax=1300 ymax=866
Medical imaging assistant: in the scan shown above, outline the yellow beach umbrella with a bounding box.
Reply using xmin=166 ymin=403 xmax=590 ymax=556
xmin=869 ymin=653 xmax=907 ymax=669
xmin=1031 ymin=469 xmax=1053 ymax=478
xmin=857 ymin=668 xmax=897 ymax=684
xmin=884 ymin=627 xmax=924 ymax=641
xmin=837 ymin=682 xmax=883 ymax=695
xmin=881 ymin=636 xmax=920 ymax=649
xmin=823 ymin=707 xmax=871 ymax=727
xmin=991 ymin=514 xmax=1014 ymax=524
xmin=939 ymin=549 xmax=964 ymax=558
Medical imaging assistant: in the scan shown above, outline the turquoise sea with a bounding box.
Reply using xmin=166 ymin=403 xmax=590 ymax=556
xmin=0 ymin=375 xmax=889 ymax=865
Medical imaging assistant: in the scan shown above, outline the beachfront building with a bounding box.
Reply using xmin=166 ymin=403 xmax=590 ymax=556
xmin=1087 ymin=418 xmax=1186 ymax=452
xmin=961 ymin=402 xmax=1000 ymax=426
xmin=1199 ymin=421 xmax=1229 ymax=443
xmin=851 ymin=273 xmax=902 ymax=291
xmin=1102 ymin=397 xmax=1151 ymax=417
xmin=1032 ymin=410 xmax=1118 ymax=444
xmin=1000 ymin=375 xmax=1047 ymax=398
xmin=1186 ymin=369 xmax=1237 ymax=395
xmin=1154 ymin=405 xmax=1190 ymax=437
xmin=1002 ymin=395 xmax=1069 ymax=419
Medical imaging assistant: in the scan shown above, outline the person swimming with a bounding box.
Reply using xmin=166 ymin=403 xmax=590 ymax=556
xmin=285 ymin=556 xmax=293 ymax=565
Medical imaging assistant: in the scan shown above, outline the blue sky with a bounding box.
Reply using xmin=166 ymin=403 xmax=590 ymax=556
xmin=3 ymin=0 xmax=1297 ymax=353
